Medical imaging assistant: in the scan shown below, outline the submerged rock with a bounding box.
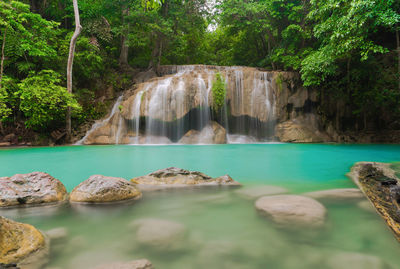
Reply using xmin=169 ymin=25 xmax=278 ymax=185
xmin=178 ymin=122 xmax=227 ymax=144
xmin=45 ymin=227 xmax=68 ymax=243
xmin=130 ymin=218 xmax=187 ymax=250
xmin=0 ymin=172 xmax=67 ymax=207
xmin=235 ymin=185 xmax=288 ymax=199
xmin=0 ymin=216 xmax=49 ymax=269
xmin=357 ymin=200 xmax=375 ymax=213
xmin=70 ymin=175 xmax=142 ymax=203
xmin=255 ymin=195 xmax=327 ymax=228
xmin=93 ymin=259 xmax=154 ymax=269
xmin=325 ymin=252 xmax=389 ymax=269
xmin=304 ymin=188 xmax=363 ymax=202
xmin=131 ymin=167 xmax=240 ymax=188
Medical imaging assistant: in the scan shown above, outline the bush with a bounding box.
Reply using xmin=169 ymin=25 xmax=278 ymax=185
xmin=212 ymin=72 xmax=226 ymax=110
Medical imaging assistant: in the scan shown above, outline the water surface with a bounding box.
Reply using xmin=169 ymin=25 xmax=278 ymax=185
xmin=1 ymin=144 xmax=400 ymax=268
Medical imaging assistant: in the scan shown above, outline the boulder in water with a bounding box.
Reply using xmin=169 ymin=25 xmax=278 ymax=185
xmin=130 ymin=218 xmax=187 ymax=250
xmin=275 ymin=120 xmax=330 ymax=143
xmin=179 ymin=122 xmax=227 ymax=144
xmin=93 ymin=259 xmax=154 ymax=269
xmin=255 ymin=195 xmax=327 ymax=228
xmin=0 ymin=172 xmax=67 ymax=208
xmin=131 ymin=167 xmax=240 ymax=189
xmin=235 ymin=185 xmax=288 ymax=199
xmin=70 ymin=175 xmax=142 ymax=203
xmin=0 ymin=216 xmax=49 ymax=269
xmin=303 ymin=188 xmax=363 ymax=202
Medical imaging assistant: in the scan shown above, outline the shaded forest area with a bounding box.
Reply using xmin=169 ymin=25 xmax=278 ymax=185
xmin=0 ymin=0 xmax=399 ymax=144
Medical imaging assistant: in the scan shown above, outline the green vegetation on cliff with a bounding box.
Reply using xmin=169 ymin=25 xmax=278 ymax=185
xmin=212 ymin=72 xmax=226 ymax=110
xmin=0 ymin=0 xmax=399 ymax=141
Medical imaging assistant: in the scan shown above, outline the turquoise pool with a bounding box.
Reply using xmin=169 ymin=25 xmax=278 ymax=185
xmin=1 ymin=144 xmax=400 ymax=268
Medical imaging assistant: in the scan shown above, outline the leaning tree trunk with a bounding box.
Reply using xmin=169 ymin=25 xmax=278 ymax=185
xmin=0 ymin=28 xmax=6 ymax=90
xmin=396 ymin=29 xmax=400 ymax=92
xmin=66 ymin=0 xmax=82 ymax=143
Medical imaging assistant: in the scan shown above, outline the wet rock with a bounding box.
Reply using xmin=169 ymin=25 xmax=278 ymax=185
xmin=93 ymin=259 xmax=154 ymax=269
xmin=325 ymin=252 xmax=388 ymax=269
xmin=3 ymin=133 xmax=16 ymax=142
xmin=255 ymin=195 xmax=327 ymax=228
xmin=131 ymin=167 xmax=240 ymax=188
xmin=304 ymin=188 xmax=363 ymax=202
xmin=275 ymin=120 xmax=330 ymax=143
xmin=0 ymin=172 xmax=68 ymax=207
xmin=178 ymin=122 xmax=227 ymax=144
xmin=0 ymin=142 xmax=11 ymax=147
xmin=235 ymin=185 xmax=288 ymax=199
xmin=70 ymin=175 xmax=142 ymax=203
xmin=130 ymin=218 xmax=187 ymax=250
xmin=0 ymin=216 xmax=49 ymax=269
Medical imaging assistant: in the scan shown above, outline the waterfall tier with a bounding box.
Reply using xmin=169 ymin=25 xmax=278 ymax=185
xmin=78 ymin=65 xmax=330 ymax=145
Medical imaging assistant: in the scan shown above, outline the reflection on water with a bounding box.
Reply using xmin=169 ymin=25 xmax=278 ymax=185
xmin=1 ymin=187 xmax=400 ymax=269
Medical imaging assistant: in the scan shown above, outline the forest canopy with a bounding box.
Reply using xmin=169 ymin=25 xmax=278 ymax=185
xmin=0 ymin=0 xmax=399 ymax=138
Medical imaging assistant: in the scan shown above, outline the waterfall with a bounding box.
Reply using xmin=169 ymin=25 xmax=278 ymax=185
xmin=79 ymin=65 xmax=278 ymax=145
xmin=76 ymin=95 xmax=123 ymax=145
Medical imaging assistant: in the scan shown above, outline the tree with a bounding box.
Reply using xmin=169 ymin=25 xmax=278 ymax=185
xmin=66 ymin=0 xmax=82 ymax=142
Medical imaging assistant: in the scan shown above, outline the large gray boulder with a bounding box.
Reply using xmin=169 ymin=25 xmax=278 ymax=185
xmin=178 ymin=122 xmax=227 ymax=144
xmin=70 ymin=175 xmax=142 ymax=203
xmin=131 ymin=167 xmax=240 ymax=188
xmin=255 ymin=195 xmax=327 ymax=228
xmin=0 ymin=172 xmax=67 ymax=207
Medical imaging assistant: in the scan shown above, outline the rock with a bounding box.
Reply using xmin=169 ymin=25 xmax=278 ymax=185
xmin=304 ymin=188 xmax=363 ymax=202
xmin=235 ymin=185 xmax=288 ymax=199
xmin=130 ymin=218 xmax=187 ymax=250
xmin=0 ymin=142 xmax=11 ymax=147
xmin=93 ymin=259 xmax=154 ymax=269
xmin=45 ymin=227 xmax=68 ymax=243
xmin=0 ymin=172 xmax=68 ymax=207
xmin=0 ymin=216 xmax=49 ymax=269
xmin=325 ymin=252 xmax=388 ymax=269
xmin=255 ymin=195 xmax=327 ymax=228
xmin=3 ymin=133 xmax=16 ymax=142
xmin=131 ymin=167 xmax=240 ymax=188
xmin=178 ymin=122 xmax=227 ymax=144
xmin=275 ymin=120 xmax=329 ymax=143
xmin=70 ymin=175 xmax=142 ymax=203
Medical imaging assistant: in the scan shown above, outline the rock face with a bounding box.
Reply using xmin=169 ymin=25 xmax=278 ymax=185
xmin=0 ymin=216 xmax=49 ymax=269
xmin=131 ymin=167 xmax=240 ymax=187
xmin=255 ymin=195 xmax=327 ymax=228
xmin=235 ymin=185 xmax=288 ymax=199
xmin=275 ymin=119 xmax=330 ymax=143
xmin=304 ymin=188 xmax=363 ymax=202
xmin=93 ymin=259 xmax=154 ymax=269
xmin=178 ymin=122 xmax=227 ymax=144
xmin=0 ymin=172 xmax=67 ymax=207
xmin=130 ymin=218 xmax=186 ymax=250
xmin=348 ymin=162 xmax=400 ymax=242
xmin=70 ymin=175 xmax=142 ymax=203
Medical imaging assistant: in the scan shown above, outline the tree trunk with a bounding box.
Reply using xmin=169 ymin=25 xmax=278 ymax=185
xmin=66 ymin=0 xmax=82 ymax=143
xmin=0 ymin=28 xmax=6 ymax=90
xmin=119 ymin=8 xmax=130 ymax=68
xmin=396 ymin=29 xmax=400 ymax=91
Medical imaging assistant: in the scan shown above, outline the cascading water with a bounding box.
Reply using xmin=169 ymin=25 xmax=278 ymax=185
xmin=78 ymin=65 xmax=278 ymax=145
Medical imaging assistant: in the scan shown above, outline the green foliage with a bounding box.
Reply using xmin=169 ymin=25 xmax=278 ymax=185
xmin=212 ymin=72 xmax=226 ymax=110
xmin=16 ymin=70 xmax=81 ymax=129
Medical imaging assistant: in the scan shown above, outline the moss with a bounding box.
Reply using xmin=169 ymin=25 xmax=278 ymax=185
xmin=118 ymin=105 xmax=124 ymax=112
xmin=276 ymin=73 xmax=283 ymax=92
xmin=212 ymin=72 xmax=226 ymax=110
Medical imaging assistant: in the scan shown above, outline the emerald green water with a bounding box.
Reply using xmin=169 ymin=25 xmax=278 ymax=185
xmin=1 ymin=144 xmax=400 ymax=268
